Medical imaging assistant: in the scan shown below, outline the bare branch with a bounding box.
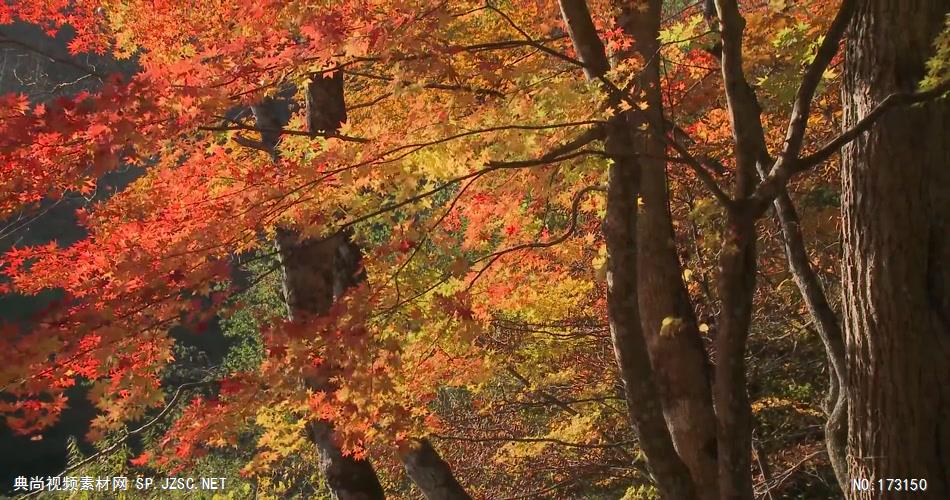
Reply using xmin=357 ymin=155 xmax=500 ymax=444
xmin=663 ymin=131 xmax=734 ymax=207
xmin=0 ymin=30 xmax=106 ymax=79
xmin=746 ymin=0 xmax=858 ymax=213
xmin=801 ymin=80 xmax=950 ymax=168
xmin=486 ymin=3 xmax=587 ymax=70
xmin=773 ymin=0 xmax=858 ymax=164
xmin=432 ymin=433 xmax=633 ymax=450
xmin=465 ymin=184 xmax=606 ymax=290
xmin=752 ymin=80 xmax=950 ymax=212
xmin=712 ymin=0 xmax=769 ymax=197
xmin=368 ymin=120 xmax=604 ymax=166
xmin=322 ymin=127 xmax=606 ymax=240
xmin=341 ymin=69 xmax=504 ymax=98
xmin=23 ymin=381 xmax=212 ymax=499
xmin=199 ymin=124 xmax=370 ymax=143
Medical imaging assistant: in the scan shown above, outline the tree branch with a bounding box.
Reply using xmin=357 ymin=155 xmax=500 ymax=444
xmin=321 ymin=127 xmax=606 ymax=241
xmin=748 ymin=0 xmax=858 ymax=211
xmin=486 ymin=3 xmax=587 ymax=70
xmin=663 ymin=130 xmax=734 ymax=207
xmin=556 ymin=0 xmax=611 ymax=78
xmin=465 ymin=184 xmax=606 ymax=290
xmin=341 ymin=69 xmax=504 ymax=98
xmin=754 ymin=162 xmax=848 ymax=488
xmin=0 ymin=30 xmax=107 ymax=79
xmin=23 ymin=381 xmax=211 ymax=499
xmin=773 ymin=0 xmax=857 ymax=164
xmin=712 ymin=0 xmax=769 ymax=198
xmin=800 ymin=79 xmax=950 ymax=168
xmin=752 ymin=80 xmax=950 ymax=212
xmin=199 ymin=124 xmax=370 ymax=143
xmin=431 ymin=433 xmax=633 ymax=450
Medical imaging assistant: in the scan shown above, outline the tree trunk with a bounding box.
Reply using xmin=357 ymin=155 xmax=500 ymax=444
xmin=245 ymin=87 xmax=385 ymax=499
xmin=557 ymin=2 xmax=698 ymax=497
xmin=708 ymin=1 xmax=770 ymax=496
xmin=269 ymin=74 xmax=470 ymax=500
xmin=713 ymin=212 xmax=757 ymax=500
xmin=603 ymin=115 xmax=698 ymax=500
xmin=399 ymin=438 xmax=472 ymax=500
xmin=618 ymin=3 xmax=720 ymax=498
xmin=273 ymin=188 xmax=386 ymax=500
xmin=841 ymin=0 xmax=950 ymax=497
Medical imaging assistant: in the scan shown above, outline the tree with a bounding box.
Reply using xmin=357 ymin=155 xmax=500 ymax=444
xmin=1 ymin=1 xmax=948 ymax=498
xmin=253 ymin=86 xmax=388 ymax=499
xmin=841 ymin=1 xmax=950 ymax=497
xmin=244 ymin=74 xmax=469 ymax=498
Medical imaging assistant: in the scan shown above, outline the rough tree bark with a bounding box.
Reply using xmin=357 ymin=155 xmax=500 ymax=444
xmin=603 ymin=115 xmax=698 ymax=500
xmin=618 ymin=3 xmax=719 ymax=498
xmin=713 ymin=209 xmax=757 ymax=500
xmin=398 ymin=438 xmax=472 ymax=500
xmin=841 ymin=0 xmax=950 ymax=497
xmin=557 ymin=2 xmax=698 ymax=498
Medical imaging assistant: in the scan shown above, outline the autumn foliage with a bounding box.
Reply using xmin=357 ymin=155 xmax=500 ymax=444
xmin=1 ymin=0 xmax=948 ymax=498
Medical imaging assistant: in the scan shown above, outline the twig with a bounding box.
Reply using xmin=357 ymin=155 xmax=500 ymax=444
xmin=0 ymin=30 xmax=106 ymax=79
xmin=20 ymin=381 xmax=212 ymax=499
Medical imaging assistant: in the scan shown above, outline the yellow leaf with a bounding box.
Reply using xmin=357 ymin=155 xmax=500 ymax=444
xmin=660 ymin=316 xmax=683 ymax=336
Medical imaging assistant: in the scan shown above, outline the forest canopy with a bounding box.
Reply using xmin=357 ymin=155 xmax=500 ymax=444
xmin=1 ymin=1 xmax=948 ymax=499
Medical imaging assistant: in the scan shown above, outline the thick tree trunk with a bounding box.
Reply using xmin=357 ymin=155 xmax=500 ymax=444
xmin=248 ymin=91 xmax=385 ymax=499
xmin=399 ymin=438 xmax=472 ymax=500
xmin=273 ymin=195 xmax=386 ymax=500
xmin=307 ymin=418 xmax=387 ymax=500
xmin=557 ymin=2 xmax=698 ymax=497
xmin=603 ymin=116 xmax=698 ymax=500
xmin=841 ymin=0 xmax=950 ymax=497
xmin=618 ymin=3 xmax=720 ymax=498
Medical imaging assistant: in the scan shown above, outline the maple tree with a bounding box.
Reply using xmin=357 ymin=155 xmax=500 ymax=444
xmin=1 ymin=0 xmax=948 ymax=499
